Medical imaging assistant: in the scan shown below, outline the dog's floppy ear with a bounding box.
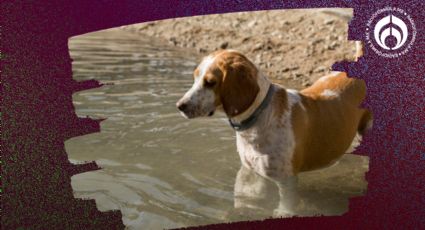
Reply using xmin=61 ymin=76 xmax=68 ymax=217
xmin=220 ymin=59 xmax=259 ymax=117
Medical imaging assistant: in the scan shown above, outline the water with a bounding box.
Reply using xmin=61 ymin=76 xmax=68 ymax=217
xmin=66 ymin=28 xmax=368 ymax=229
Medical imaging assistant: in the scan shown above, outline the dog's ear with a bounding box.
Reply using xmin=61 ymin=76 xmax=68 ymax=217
xmin=220 ymin=59 xmax=259 ymax=117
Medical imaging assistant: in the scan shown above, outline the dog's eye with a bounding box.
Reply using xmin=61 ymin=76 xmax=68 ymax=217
xmin=204 ymin=79 xmax=216 ymax=88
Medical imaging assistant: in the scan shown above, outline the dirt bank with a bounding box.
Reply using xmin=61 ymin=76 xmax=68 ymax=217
xmin=123 ymin=9 xmax=357 ymax=89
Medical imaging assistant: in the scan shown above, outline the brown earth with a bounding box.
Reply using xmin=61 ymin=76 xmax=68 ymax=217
xmin=123 ymin=9 xmax=357 ymax=89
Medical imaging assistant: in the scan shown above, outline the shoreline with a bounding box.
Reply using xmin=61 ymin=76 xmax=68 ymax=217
xmin=123 ymin=9 xmax=356 ymax=89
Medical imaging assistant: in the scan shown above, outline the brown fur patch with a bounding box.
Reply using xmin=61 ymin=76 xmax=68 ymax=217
xmin=271 ymin=87 xmax=289 ymax=122
xmin=291 ymin=72 xmax=371 ymax=173
xmin=215 ymin=52 xmax=259 ymax=117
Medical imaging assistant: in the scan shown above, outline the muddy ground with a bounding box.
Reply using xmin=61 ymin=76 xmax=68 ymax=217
xmin=123 ymin=8 xmax=357 ymax=89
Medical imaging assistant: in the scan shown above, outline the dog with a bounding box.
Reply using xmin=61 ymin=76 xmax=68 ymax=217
xmin=176 ymin=49 xmax=371 ymax=216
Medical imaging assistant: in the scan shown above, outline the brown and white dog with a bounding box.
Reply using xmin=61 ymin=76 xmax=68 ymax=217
xmin=176 ymin=49 xmax=371 ymax=215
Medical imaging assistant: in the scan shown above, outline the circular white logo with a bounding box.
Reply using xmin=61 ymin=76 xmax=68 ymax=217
xmin=366 ymin=7 xmax=416 ymax=58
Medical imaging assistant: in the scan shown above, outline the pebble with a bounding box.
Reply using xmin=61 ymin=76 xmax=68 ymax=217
xmin=220 ymin=42 xmax=229 ymax=49
xmin=295 ymin=73 xmax=304 ymax=78
xmin=127 ymin=10 xmax=351 ymax=90
xmin=325 ymin=19 xmax=335 ymax=25
xmin=314 ymin=66 xmax=327 ymax=73
xmin=252 ymin=42 xmax=263 ymax=52
xmin=327 ymin=41 xmax=339 ymax=50
xmin=248 ymin=20 xmax=258 ymax=27
xmin=242 ymin=36 xmax=251 ymax=42
xmin=309 ymin=38 xmax=324 ymax=46
xmin=169 ymin=37 xmax=178 ymax=46
xmin=303 ymin=82 xmax=312 ymax=87
xmin=282 ymin=20 xmax=290 ymax=26
xmin=298 ymin=16 xmax=305 ymax=22
xmin=282 ymin=67 xmax=291 ymax=72
xmin=282 ymin=66 xmax=299 ymax=72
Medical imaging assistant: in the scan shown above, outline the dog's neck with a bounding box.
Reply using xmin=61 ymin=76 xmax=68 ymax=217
xmin=230 ymin=72 xmax=272 ymax=124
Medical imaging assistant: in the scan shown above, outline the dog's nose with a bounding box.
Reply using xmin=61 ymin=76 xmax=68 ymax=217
xmin=176 ymin=101 xmax=188 ymax=112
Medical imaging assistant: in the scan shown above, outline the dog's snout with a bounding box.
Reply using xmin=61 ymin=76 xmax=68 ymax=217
xmin=176 ymin=101 xmax=188 ymax=112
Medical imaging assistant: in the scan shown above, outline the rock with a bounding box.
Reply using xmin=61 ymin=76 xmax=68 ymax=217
xmin=282 ymin=20 xmax=289 ymax=26
xmin=220 ymin=42 xmax=229 ymax=49
xmin=314 ymin=66 xmax=327 ymax=73
xmin=303 ymin=82 xmax=312 ymax=87
xmin=252 ymin=42 xmax=263 ymax=52
xmin=231 ymin=21 xmax=241 ymax=28
xmin=324 ymin=19 xmax=335 ymax=25
xmin=293 ymin=72 xmax=304 ymax=79
xmin=282 ymin=67 xmax=291 ymax=72
xmin=242 ymin=36 xmax=251 ymax=42
xmin=122 ymin=9 xmax=353 ymax=90
xmin=327 ymin=41 xmax=339 ymax=50
xmin=317 ymin=38 xmax=325 ymax=44
xmin=298 ymin=16 xmax=305 ymax=22
xmin=169 ymin=37 xmax=178 ymax=46
xmin=273 ymin=56 xmax=284 ymax=62
xmin=271 ymin=31 xmax=280 ymax=36
xmin=247 ymin=20 xmax=258 ymax=27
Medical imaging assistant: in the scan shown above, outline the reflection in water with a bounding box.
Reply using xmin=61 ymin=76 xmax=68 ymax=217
xmin=66 ymin=29 xmax=368 ymax=229
xmin=230 ymin=153 xmax=369 ymax=221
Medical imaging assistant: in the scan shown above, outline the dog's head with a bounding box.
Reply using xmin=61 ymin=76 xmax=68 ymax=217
xmin=176 ymin=50 xmax=260 ymax=119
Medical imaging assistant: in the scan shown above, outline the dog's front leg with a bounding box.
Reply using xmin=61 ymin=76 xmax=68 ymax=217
xmin=233 ymin=166 xmax=278 ymax=211
xmin=273 ymin=176 xmax=302 ymax=217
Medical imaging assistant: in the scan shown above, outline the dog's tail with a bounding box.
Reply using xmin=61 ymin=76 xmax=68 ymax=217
xmin=319 ymin=9 xmax=363 ymax=61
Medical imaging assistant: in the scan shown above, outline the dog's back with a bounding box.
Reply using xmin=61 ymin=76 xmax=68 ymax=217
xmin=290 ymin=71 xmax=370 ymax=173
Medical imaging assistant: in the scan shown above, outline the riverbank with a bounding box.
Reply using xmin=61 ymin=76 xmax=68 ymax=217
xmin=123 ymin=9 xmax=356 ymax=89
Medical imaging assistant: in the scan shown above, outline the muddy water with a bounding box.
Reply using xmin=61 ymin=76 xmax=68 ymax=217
xmin=66 ymin=29 xmax=368 ymax=229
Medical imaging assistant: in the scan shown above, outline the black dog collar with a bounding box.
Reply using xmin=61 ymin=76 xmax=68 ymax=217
xmin=229 ymin=84 xmax=275 ymax=131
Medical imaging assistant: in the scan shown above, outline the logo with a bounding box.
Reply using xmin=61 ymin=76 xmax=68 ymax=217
xmin=366 ymin=7 xmax=416 ymax=58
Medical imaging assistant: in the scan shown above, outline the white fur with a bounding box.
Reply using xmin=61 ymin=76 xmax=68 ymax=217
xmin=287 ymin=89 xmax=305 ymax=110
xmin=178 ymin=55 xmax=217 ymax=117
xmin=235 ymin=85 xmax=299 ymax=180
xmin=317 ymin=71 xmax=341 ymax=83
xmin=286 ymin=89 xmax=301 ymax=105
xmin=235 ymin=87 xmax=303 ymax=216
xmin=321 ymin=89 xmax=339 ymax=97
xmin=197 ymin=55 xmax=215 ymax=78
